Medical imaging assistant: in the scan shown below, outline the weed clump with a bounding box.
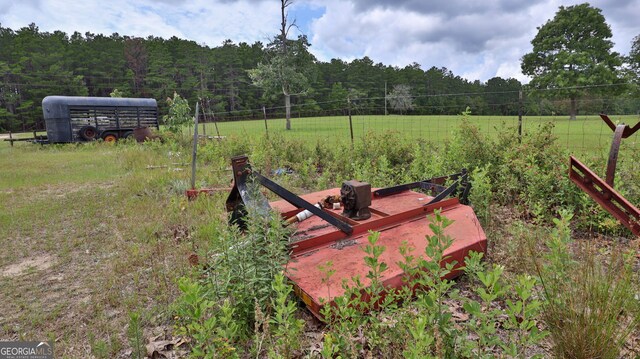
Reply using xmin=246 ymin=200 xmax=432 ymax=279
xmin=535 ymin=211 xmax=640 ymax=359
xmin=317 ymin=211 xmax=548 ymax=358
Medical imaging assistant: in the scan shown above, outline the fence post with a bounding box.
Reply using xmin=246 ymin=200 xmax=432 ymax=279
xmin=384 ymin=81 xmax=388 ymax=116
xmin=212 ymin=114 xmax=221 ymax=139
xmin=348 ymin=96 xmax=354 ymax=146
xmin=190 ymin=102 xmax=200 ymax=190
xmin=518 ymin=90 xmax=523 ymax=143
xmin=263 ymin=106 xmax=269 ymax=139
xmin=9 ymin=131 xmax=13 ymax=147
xmin=199 ymin=99 xmax=206 ymax=136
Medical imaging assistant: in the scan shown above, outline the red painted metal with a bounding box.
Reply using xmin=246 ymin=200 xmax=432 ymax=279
xmin=599 ymin=114 xmax=640 ymax=138
xmin=606 ymin=124 xmax=625 ymax=186
xmin=186 ymin=188 xmax=230 ymax=200
xmin=567 ymin=114 xmax=640 ymax=235
xmin=600 ymin=113 xmax=640 ymax=187
xmin=569 ymin=156 xmax=640 ymax=236
xmin=270 ymin=187 xmax=487 ymax=319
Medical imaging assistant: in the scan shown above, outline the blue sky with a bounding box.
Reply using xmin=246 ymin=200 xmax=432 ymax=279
xmin=0 ymin=0 xmax=638 ymax=83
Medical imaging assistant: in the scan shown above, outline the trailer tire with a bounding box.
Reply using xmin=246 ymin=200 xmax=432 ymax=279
xmin=79 ymin=126 xmax=98 ymax=141
xmin=122 ymin=131 xmax=134 ymax=139
xmin=102 ymin=133 xmax=118 ymax=143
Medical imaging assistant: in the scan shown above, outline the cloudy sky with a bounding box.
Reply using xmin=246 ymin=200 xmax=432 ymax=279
xmin=0 ymin=0 xmax=638 ymax=82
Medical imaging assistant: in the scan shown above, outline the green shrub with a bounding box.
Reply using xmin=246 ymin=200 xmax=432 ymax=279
xmin=535 ymin=211 xmax=639 ymax=358
xmin=469 ymin=165 xmax=492 ymax=227
xmin=267 ymin=273 xmax=305 ymax=358
xmin=164 ymin=92 xmax=192 ymax=133
xmin=318 ymin=211 xmax=548 ymax=358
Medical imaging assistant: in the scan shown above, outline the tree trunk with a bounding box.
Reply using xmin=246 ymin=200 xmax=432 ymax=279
xmin=285 ymin=94 xmax=291 ymax=130
xmin=569 ymin=96 xmax=577 ymax=120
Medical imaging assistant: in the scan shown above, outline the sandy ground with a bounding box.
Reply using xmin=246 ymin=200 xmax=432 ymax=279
xmin=1 ymin=255 xmax=54 ymax=277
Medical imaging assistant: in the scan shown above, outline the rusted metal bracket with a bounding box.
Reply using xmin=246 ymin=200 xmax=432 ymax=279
xmin=568 ymin=114 xmax=640 ymax=235
xmin=600 ymin=114 xmax=640 ymax=186
xmin=225 ymin=155 xmax=353 ymax=234
xmin=569 ymin=156 xmax=640 ymax=236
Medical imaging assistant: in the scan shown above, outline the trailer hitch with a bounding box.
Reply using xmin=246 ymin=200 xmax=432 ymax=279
xmin=569 ymin=114 xmax=640 ymax=235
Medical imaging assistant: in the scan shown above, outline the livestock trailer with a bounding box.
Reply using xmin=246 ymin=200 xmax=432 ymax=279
xmin=42 ymin=96 xmax=159 ymax=143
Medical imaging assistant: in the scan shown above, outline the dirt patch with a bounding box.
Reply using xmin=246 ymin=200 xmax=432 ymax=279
xmin=1 ymin=254 xmax=54 ymax=277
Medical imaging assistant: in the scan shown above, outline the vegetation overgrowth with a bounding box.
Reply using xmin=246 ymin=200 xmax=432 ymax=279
xmin=2 ymin=115 xmax=640 ymax=357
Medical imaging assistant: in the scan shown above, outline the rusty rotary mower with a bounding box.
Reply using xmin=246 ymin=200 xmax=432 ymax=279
xmin=225 ymin=155 xmax=486 ymax=319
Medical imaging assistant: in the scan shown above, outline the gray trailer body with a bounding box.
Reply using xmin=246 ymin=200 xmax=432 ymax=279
xmin=42 ymin=96 xmax=159 ymax=143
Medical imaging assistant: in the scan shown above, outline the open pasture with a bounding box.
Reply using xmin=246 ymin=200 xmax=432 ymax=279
xmin=202 ymin=113 xmax=640 ymax=155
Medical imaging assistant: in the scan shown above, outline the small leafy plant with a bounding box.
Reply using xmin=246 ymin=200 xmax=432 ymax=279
xmin=267 ymin=273 xmax=305 ymax=358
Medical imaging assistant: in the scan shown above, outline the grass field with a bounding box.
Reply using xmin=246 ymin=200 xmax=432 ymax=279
xmin=0 ymin=139 xmax=227 ymax=358
xmin=5 ymin=113 xmax=640 ymax=154
xmin=196 ymin=113 xmax=640 ymax=155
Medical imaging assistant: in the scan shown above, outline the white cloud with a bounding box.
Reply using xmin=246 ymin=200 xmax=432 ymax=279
xmin=0 ymin=0 xmax=637 ymax=82
xmin=0 ymin=0 xmax=280 ymax=46
xmin=307 ymin=0 xmax=639 ymax=82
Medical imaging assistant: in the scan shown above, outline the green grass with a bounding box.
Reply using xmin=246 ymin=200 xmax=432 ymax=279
xmin=7 ymin=114 xmax=640 ymax=155
xmin=193 ymin=113 xmax=640 ymax=155
xmin=0 ymin=139 xmax=227 ymax=358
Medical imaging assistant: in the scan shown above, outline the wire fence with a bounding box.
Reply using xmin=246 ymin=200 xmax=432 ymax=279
xmin=195 ymin=95 xmax=640 ymax=156
xmin=4 ymin=84 xmax=639 ymax=156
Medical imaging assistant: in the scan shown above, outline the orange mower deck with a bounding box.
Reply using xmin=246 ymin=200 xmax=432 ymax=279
xmin=270 ymin=188 xmax=487 ymax=319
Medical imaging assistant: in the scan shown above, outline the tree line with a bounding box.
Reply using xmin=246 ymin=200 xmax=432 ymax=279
xmin=0 ymin=17 xmax=638 ymax=132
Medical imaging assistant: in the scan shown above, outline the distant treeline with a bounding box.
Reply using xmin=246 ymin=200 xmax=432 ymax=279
xmin=0 ymin=23 xmax=637 ymax=132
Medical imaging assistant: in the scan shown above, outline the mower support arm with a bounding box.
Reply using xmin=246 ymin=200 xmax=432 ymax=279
xmin=226 ymin=155 xmax=353 ymax=234
xmin=252 ymin=171 xmax=353 ymax=234
xmin=373 ymin=170 xmax=470 ymax=205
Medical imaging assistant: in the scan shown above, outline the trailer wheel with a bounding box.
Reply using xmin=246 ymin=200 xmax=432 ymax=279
xmin=79 ymin=126 xmax=97 ymax=141
xmin=122 ymin=131 xmax=134 ymax=139
xmin=102 ymin=133 xmax=118 ymax=143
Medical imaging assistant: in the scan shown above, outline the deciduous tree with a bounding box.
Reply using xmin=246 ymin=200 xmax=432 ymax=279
xmin=628 ymin=34 xmax=640 ymax=94
xmin=521 ymin=3 xmax=622 ymax=120
xmin=388 ymin=84 xmax=414 ymax=115
xmin=248 ymin=0 xmax=315 ymax=130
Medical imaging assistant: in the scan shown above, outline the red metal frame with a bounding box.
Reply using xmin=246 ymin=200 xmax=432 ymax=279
xmin=185 ymin=188 xmax=230 ymax=200
xmin=599 ymin=113 xmax=640 ymax=186
xmin=569 ymin=156 xmax=640 ymax=236
xmin=270 ymin=187 xmax=487 ymax=319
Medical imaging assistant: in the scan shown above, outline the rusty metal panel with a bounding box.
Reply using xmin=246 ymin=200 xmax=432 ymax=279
xmin=569 ymin=156 xmax=640 ymax=236
xmin=271 ymin=188 xmax=487 ymax=319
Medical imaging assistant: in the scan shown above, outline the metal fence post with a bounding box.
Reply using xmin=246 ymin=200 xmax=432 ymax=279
xmin=348 ymin=96 xmax=354 ymax=146
xmin=202 ymin=106 xmax=207 ymax=136
xmin=190 ymin=102 xmax=200 ymax=190
xmin=263 ymin=106 xmax=269 ymax=139
xmin=518 ymin=90 xmax=523 ymax=143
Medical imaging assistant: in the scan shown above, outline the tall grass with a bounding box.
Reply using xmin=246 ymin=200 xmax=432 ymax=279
xmin=535 ymin=212 xmax=639 ymax=358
